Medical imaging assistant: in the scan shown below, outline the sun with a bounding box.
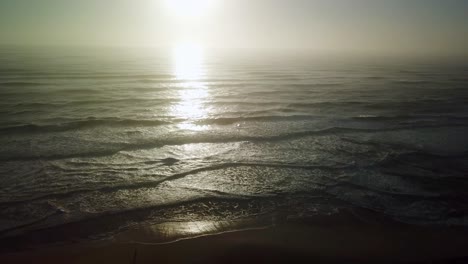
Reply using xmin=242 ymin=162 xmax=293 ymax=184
xmin=165 ymin=0 xmax=215 ymax=18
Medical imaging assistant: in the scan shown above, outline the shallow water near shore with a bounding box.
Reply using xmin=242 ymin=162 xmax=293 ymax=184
xmin=0 ymin=46 xmax=468 ymax=246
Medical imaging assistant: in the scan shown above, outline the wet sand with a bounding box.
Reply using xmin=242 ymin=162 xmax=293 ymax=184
xmin=1 ymin=211 xmax=468 ymax=264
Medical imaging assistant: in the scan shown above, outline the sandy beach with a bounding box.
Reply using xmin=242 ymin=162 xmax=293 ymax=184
xmin=1 ymin=210 xmax=468 ymax=264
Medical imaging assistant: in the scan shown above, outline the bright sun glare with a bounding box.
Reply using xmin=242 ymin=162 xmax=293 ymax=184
xmin=172 ymin=42 xmax=204 ymax=80
xmin=164 ymin=0 xmax=216 ymax=131
xmin=170 ymin=42 xmax=210 ymax=131
xmin=165 ymin=0 xmax=215 ymax=18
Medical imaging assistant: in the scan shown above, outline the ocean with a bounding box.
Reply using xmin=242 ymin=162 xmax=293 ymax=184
xmin=0 ymin=46 xmax=467 ymax=246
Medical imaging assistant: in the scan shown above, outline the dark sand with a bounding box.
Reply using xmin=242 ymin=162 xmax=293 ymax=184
xmin=1 ymin=211 xmax=468 ymax=264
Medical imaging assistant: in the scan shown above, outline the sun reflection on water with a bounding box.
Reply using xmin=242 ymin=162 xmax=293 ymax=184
xmin=171 ymin=43 xmax=210 ymax=131
xmin=172 ymin=43 xmax=205 ymax=81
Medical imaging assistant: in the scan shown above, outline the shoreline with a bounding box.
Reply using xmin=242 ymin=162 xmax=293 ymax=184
xmin=1 ymin=210 xmax=468 ymax=263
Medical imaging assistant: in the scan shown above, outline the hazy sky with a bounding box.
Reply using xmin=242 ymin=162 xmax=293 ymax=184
xmin=1 ymin=0 xmax=467 ymax=56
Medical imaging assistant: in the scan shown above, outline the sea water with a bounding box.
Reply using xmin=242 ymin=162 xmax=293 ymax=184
xmin=0 ymin=46 xmax=467 ymax=243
